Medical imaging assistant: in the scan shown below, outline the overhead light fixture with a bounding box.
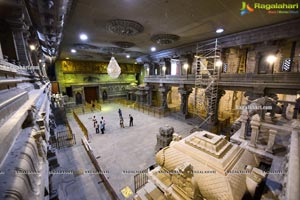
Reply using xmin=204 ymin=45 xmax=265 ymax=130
xmin=126 ymin=55 xmax=130 ymax=58
xmin=215 ymin=60 xmax=223 ymax=67
xmin=216 ymin=28 xmax=224 ymax=33
xmin=79 ymin=33 xmax=88 ymax=41
xmin=71 ymin=49 xmax=77 ymax=53
xmin=266 ymin=55 xmax=276 ymax=64
xmin=29 ymin=44 xmax=36 ymax=51
xmin=151 ymin=47 xmax=156 ymax=52
xmin=66 ymin=57 xmax=70 ymax=60
xmin=107 ymin=57 xmax=121 ymax=78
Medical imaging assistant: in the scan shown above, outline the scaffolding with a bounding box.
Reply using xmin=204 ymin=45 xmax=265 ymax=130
xmin=195 ymin=39 xmax=221 ymax=127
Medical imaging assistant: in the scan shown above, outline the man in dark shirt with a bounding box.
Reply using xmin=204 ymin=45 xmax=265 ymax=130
xmin=129 ymin=114 xmax=133 ymax=127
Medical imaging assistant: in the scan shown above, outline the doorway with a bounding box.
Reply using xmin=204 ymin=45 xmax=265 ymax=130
xmin=84 ymin=86 xmax=98 ymax=103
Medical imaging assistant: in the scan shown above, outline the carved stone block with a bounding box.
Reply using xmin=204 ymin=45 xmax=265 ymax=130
xmin=155 ymin=125 xmax=174 ymax=151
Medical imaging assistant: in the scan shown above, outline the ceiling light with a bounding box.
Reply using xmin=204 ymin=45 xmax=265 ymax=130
xmin=79 ymin=33 xmax=88 ymax=41
xmin=66 ymin=57 xmax=70 ymax=60
xmin=216 ymin=28 xmax=224 ymax=33
xmin=71 ymin=49 xmax=77 ymax=53
xmin=39 ymin=59 xmax=42 ymax=63
xmin=29 ymin=44 xmax=36 ymax=51
xmin=266 ymin=55 xmax=276 ymax=64
xmin=215 ymin=60 xmax=223 ymax=67
xmin=126 ymin=55 xmax=130 ymax=58
xmin=151 ymin=47 xmax=156 ymax=52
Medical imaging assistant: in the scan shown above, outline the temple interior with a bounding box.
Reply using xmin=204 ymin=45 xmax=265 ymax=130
xmin=0 ymin=0 xmax=300 ymax=200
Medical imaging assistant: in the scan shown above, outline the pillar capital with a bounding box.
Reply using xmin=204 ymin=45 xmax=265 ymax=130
xmin=178 ymin=85 xmax=193 ymax=95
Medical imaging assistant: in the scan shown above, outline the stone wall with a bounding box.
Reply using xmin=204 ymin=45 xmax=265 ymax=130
xmin=223 ymin=39 xmax=300 ymax=74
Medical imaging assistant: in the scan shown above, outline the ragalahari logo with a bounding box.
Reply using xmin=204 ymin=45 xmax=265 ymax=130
xmin=240 ymin=2 xmax=255 ymax=15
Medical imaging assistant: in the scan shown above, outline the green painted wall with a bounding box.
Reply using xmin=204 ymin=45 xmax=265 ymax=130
xmin=55 ymin=60 xmax=141 ymax=95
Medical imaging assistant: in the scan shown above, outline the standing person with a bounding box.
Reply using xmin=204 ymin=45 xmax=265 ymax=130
xmin=100 ymin=121 xmax=105 ymax=134
xmin=93 ymin=116 xmax=97 ymax=128
xmin=101 ymin=116 xmax=106 ymax=130
xmin=129 ymin=114 xmax=133 ymax=127
xmin=95 ymin=122 xmax=99 ymax=134
xmin=120 ymin=116 xmax=124 ymax=128
xmin=118 ymin=108 xmax=122 ymax=118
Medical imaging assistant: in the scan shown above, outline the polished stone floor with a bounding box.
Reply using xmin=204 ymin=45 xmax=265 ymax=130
xmin=77 ymin=103 xmax=194 ymax=199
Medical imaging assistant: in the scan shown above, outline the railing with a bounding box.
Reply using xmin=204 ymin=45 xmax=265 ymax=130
xmin=116 ymin=99 xmax=170 ymax=118
xmin=73 ymin=111 xmax=89 ymax=139
xmin=134 ymin=168 xmax=149 ymax=193
xmin=81 ymin=137 xmax=120 ymax=200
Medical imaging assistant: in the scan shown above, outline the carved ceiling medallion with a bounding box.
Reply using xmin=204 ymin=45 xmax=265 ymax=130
xmin=151 ymin=34 xmax=180 ymax=45
xmin=106 ymin=19 xmax=144 ymax=36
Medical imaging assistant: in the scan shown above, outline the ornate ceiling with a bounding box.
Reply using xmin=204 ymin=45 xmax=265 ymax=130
xmin=59 ymin=0 xmax=300 ymax=63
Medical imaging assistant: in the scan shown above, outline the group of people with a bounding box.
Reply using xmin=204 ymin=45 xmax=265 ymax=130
xmin=92 ymin=115 xmax=106 ymax=134
xmin=118 ymin=108 xmax=133 ymax=128
xmin=90 ymin=108 xmax=134 ymax=137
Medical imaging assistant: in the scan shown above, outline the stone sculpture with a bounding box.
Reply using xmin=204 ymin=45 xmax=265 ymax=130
xmin=155 ymin=125 xmax=174 ymax=151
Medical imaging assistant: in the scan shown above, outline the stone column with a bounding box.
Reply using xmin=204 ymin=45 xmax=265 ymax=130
xmin=265 ymin=129 xmax=277 ymax=153
xmin=239 ymin=110 xmax=249 ymax=139
xmin=249 ymin=114 xmax=260 ymax=148
xmin=293 ymin=98 xmax=300 ymax=119
xmin=159 ymin=84 xmax=170 ymax=110
xmin=281 ymin=102 xmax=288 ymax=119
xmin=178 ymin=86 xmax=192 ymax=118
xmin=140 ymin=90 xmax=147 ymax=104
xmin=145 ymin=84 xmax=153 ymax=106
xmin=135 ymin=91 xmax=140 ymax=103
xmin=286 ymin=120 xmax=300 ymax=200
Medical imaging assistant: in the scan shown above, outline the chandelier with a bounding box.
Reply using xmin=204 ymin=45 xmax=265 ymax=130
xmin=107 ymin=57 xmax=121 ymax=78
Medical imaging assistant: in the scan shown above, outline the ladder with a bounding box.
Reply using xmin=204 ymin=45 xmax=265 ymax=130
xmin=237 ymin=49 xmax=247 ymax=73
xmin=195 ymin=39 xmax=221 ymax=127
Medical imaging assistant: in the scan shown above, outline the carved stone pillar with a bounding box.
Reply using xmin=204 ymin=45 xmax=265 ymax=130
xmin=178 ymin=86 xmax=192 ymax=118
xmin=159 ymin=84 xmax=170 ymax=110
xmin=286 ymin=120 xmax=300 ymax=200
xmin=265 ymin=129 xmax=277 ymax=153
xmin=135 ymin=91 xmax=140 ymax=103
xmin=249 ymin=114 xmax=260 ymax=148
xmin=137 ymin=88 xmax=146 ymax=104
xmin=239 ymin=110 xmax=249 ymax=139
xmin=293 ymin=98 xmax=300 ymax=119
xmin=281 ymin=102 xmax=288 ymax=119
xmin=145 ymin=84 xmax=153 ymax=106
